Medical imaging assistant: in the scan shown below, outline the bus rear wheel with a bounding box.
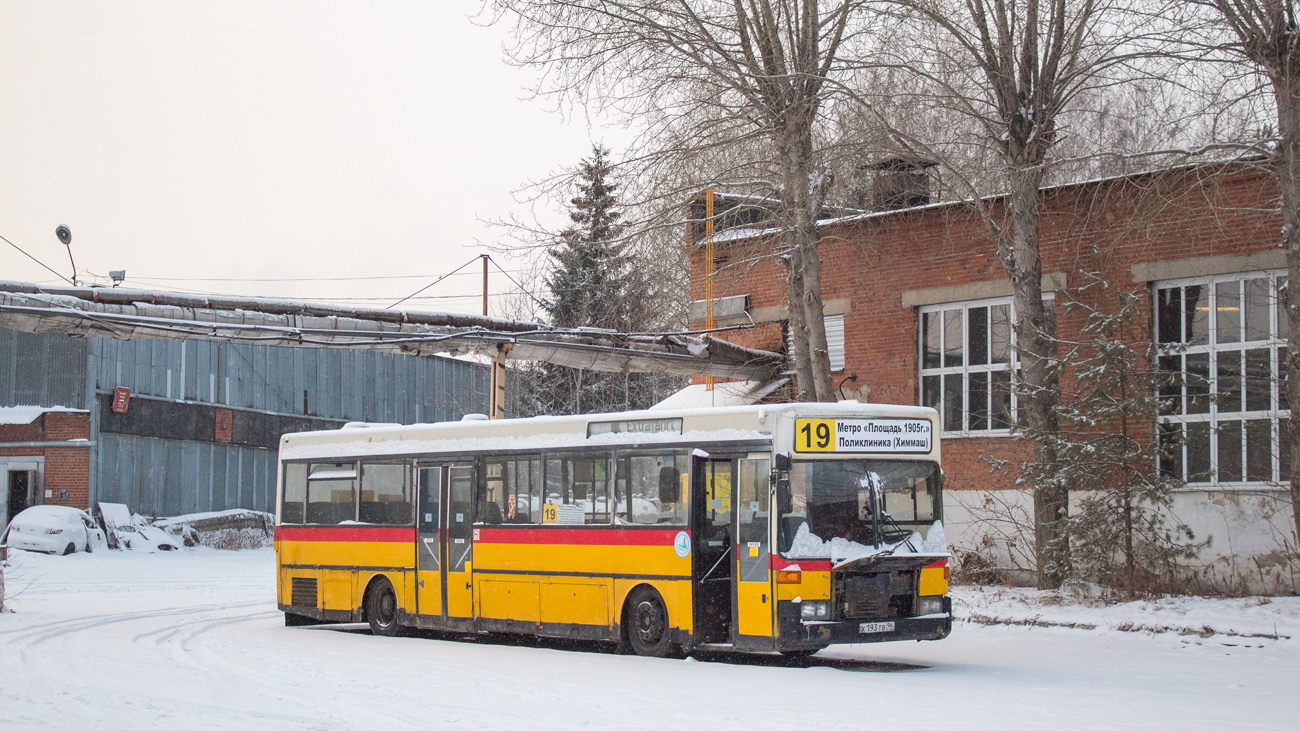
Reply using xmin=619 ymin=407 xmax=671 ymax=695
xmin=624 ymin=587 xmax=675 ymax=658
xmin=365 ymin=578 xmax=404 ymax=637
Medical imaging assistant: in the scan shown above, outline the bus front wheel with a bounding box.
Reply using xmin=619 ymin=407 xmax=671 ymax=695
xmin=365 ymin=577 xmax=405 ymax=638
xmin=624 ymin=587 xmax=675 ymax=658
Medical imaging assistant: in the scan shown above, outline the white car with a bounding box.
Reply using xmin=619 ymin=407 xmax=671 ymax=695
xmin=111 ymin=522 xmax=181 ymax=552
xmin=2 ymin=505 xmax=109 ymax=555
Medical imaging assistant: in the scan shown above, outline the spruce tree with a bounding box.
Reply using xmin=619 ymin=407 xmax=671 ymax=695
xmin=545 ymin=145 xmax=629 ymax=333
xmin=526 ymin=144 xmax=680 ymax=415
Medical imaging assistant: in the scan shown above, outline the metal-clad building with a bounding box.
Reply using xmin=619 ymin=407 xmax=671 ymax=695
xmin=0 ymin=326 xmax=489 ymax=518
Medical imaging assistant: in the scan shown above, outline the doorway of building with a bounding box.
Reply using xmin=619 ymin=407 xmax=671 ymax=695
xmin=4 ymin=467 xmax=37 ymax=532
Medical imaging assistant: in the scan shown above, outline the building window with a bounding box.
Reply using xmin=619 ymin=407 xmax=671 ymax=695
xmin=786 ymin=314 xmax=845 ymax=373
xmin=918 ymin=298 xmax=1017 ymax=434
xmin=1156 ymin=271 xmax=1289 ymax=486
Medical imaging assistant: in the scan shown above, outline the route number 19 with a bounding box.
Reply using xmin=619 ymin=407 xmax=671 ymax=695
xmin=795 ymin=419 xmax=836 ymax=452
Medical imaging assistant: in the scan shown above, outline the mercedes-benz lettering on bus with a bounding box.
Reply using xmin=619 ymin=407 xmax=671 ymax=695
xmin=274 ymin=403 xmax=951 ymax=657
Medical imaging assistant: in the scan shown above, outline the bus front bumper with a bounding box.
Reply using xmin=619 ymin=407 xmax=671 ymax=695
xmin=777 ymin=596 xmax=952 ymax=649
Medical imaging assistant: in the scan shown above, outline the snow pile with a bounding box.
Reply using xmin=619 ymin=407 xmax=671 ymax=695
xmin=89 ymin=504 xmax=271 ymax=552
xmin=921 ymin=521 xmax=946 ymax=553
xmin=154 ymin=509 xmax=275 ymax=550
xmin=0 ymin=404 xmax=88 ymax=424
xmin=784 ymin=522 xmax=880 ymax=561
xmin=784 ymin=521 xmax=948 ymax=564
xmin=191 ymin=527 xmax=274 ymax=550
xmin=953 ymin=585 xmax=1300 ymax=640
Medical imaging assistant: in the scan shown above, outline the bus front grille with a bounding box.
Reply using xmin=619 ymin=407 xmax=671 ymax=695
xmin=841 ymin=572 xmax=914 ymax=619
xmin=842 ymin=574 xmax=891 ymax=618
xmin=291 ymin=577 xmax=318 ymax=608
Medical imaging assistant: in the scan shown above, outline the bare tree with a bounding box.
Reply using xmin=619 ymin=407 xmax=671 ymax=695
xmin=489 ymin=1 xmax=878 ymax=402
xmin=852 ymin=0 xmax=1175 ymax=588
xmin=1189 ymin=0 xmax=1300 ymax=555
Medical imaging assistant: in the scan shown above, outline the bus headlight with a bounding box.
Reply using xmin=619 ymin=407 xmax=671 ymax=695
xmin=800 ymin=601 xmax=829 ymax=620
xmin=916 ymin=596 xmax=944 ymax=616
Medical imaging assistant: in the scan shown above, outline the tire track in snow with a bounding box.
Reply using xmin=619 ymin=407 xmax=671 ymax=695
xmin=2 ymin=602 xmax=329 ymax=731
xmin=134 ymin=608 xmax=404 ymax=730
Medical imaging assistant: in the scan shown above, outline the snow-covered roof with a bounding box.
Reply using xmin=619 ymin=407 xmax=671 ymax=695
xmin=0 ymin=280 xmax=783 ymax=381
xmin=649 ymin=379 xmax=788 ymax=410
xmin=700 ymin=158 xmax=1266 ymax=246
xmin=0 ymin=405 xmax=88 ymax=425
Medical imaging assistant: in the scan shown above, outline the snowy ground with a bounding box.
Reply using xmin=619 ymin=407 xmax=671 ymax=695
xmin=1 ymin=548 xmax=1296 ymax=731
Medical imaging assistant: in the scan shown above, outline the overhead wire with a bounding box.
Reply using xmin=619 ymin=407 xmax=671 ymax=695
xmin=488 ymin=256 xmax=549 ymax=311
xmin=22 ymin=250 xmax=542 ymax=316
xmin=1 ymin=232 xmax=74 ymax=285
xmin=386 ymin=255 xmax=486 ymax=310
xmin=124 ymin=268 xmax=524 ymax=283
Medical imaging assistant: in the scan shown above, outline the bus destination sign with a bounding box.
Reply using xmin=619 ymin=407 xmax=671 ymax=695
xmin=587 ymin=417 xmax=683 ymax=437
xmin=794 ymin=417 xmax=932 ymax=454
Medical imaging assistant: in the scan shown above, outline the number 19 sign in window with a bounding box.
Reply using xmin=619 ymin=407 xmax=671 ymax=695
xmin=794 ymin=418 xmax=933 ymax=454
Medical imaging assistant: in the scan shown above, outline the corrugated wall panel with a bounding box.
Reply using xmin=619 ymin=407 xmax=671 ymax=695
xmin=0 ymin=330 xmax=88 ymax=408
xmin=77 ymin=335 xmax=493 ymax=422
xmin=96 ymin=434 xmax=278 ymax=515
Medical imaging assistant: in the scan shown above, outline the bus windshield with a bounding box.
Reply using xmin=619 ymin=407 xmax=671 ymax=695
xmin=778 ymin=459 xmax=941 ymax=559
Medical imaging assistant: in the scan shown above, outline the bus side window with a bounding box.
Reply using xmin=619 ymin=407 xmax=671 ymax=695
xmin=359 ymin=461 xmax=412 ymax=525
xmin=545 ymin=453 xmax=611 ymax=525
xmin=507 ymin=457 xmax=541 ymax=524
xmin=306 ymin=462 xmax=357 ymax=525
xmin=281 ymin=463 xmax=307 ymax=524
xmin=479 ymin=461 xmax=506 ymax=525
xmin=614 ymin=451 xmax=688 ymax=525
xmin=480 ymin=457 xmax=542 ymax=525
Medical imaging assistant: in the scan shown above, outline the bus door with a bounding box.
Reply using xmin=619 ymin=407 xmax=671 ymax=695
xmin=444 ymin=462 xmax=476 ymax=620
xmin=692 ymin=456 xmax=735 ymax=644
xmin=734 ymin=455 xmax=774 ymax=650
xmin=415 ymin=465 xmax=444 ymax=618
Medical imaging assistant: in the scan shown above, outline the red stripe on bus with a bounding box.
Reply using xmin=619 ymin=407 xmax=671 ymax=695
xmin=475 ymin=527 xmax=686 ymax=546
xmin=770 ymin=554 xmax=832 ymax=571
xmin=275 ymin=526 xmax=415 ymax=543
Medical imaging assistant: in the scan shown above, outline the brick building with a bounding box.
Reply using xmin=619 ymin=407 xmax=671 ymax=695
xmin=1 ymin=407 xmax=92 ymax=524
xmin=689 ymin=163 xmax=1296 ymax=591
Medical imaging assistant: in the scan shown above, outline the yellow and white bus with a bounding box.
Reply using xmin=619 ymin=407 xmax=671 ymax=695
xmin=274 ymin=402 xmax=951 ymax=657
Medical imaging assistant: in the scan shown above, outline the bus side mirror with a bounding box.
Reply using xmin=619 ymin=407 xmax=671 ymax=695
xmin=659 ymin=467 xmax=680 ymax=504
xmin=774 ymin=453 xmax=791 ymax=471
xmin=776 ymin=478 xmax=791 ymax=514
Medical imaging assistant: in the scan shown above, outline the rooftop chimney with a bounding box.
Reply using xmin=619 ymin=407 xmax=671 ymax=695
xmin=868 ymin=154 xmax=939 ymax=210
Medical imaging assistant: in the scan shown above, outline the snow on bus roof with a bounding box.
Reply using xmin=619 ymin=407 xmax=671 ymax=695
xmin=277 ymin=402 xmax=938 ymax=461
xmin=278 ymin=427 xmax=773 ymax=461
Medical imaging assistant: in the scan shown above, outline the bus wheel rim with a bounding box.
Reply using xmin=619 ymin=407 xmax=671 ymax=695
xmin=378 ymin=590 xmax=396 ymax=626
xmin=634 ymin=600 xmax=664 ymax=643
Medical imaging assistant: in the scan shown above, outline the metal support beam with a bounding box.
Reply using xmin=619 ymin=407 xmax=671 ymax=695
xmin=490 ymin=343 xmax=513 ymax=419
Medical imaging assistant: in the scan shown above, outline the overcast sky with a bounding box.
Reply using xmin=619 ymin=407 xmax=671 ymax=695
xmin=0 ymin=1 xmax=623 ymax=317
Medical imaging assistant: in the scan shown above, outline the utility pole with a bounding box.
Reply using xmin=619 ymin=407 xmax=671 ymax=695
xmin=704 ymin=189 xmax=715 ymax=391
xmin=482 ymin=253 xmax=511 ymax=419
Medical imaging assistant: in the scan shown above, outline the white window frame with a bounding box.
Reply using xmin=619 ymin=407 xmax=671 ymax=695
xmin=1155 ymin=269 xmax=1290 ymax=489
xmin=918 ymin=296 xmax=1021 ymax=436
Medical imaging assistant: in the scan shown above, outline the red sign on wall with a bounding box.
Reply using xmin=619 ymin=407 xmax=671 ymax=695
xmin=111 ymin=387 xmax=131 ymax=414
xmin=214 ymin=408 xmax=233 ymax=443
